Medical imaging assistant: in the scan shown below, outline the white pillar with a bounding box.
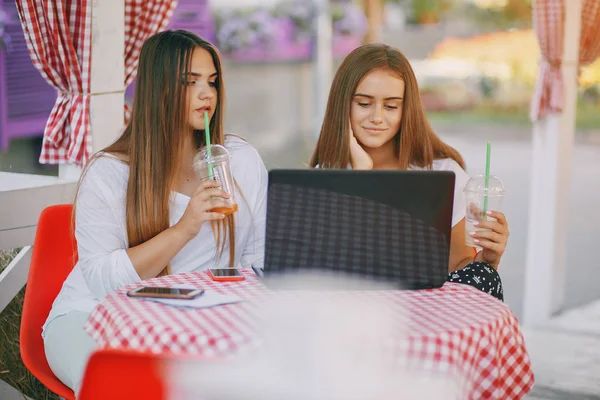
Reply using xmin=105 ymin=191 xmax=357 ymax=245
xmin=58 ymin=0 xmax=124 ymax=177
xmin=90 ymin=0 xmax=125 ymax=152
xmin=312 ymin=0 xmax=333 ymax=139
xmin=523 ymin=0 xmax=582 ymax=326
xmin=364 ymin=0 xmax=383 ymax=43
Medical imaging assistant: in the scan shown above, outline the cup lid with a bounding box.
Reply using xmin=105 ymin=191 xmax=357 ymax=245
xmin=194 ymin=144 xmax=230 ymax=165
xmin=463 ymin=174 xmax=506 ymax=196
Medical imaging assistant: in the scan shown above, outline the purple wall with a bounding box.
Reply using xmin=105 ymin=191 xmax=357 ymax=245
xmin=0 ymin=0 xmax=57 ymax=150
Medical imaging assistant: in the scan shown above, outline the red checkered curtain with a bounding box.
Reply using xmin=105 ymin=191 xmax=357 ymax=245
xmin=578 ymin=1 xmax=600 ymax=68
xmin=124 ymin=0 xmax=178 ymax=123
xmin=530 ymin=0 xmax=600 ymax=121
xmin=17 ymin=0 xmax=178 ymax=165
xmin=529 ymin=0 xmax=564 ymax=121
xmin=16 ymin=0 xmax=92 ymax=165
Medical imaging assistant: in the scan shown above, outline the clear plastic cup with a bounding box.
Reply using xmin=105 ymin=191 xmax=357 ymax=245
xmin=193 ymin=144 xmax=238 ymax=215
xmin=463 ymin=174 xmax=505 ymax=247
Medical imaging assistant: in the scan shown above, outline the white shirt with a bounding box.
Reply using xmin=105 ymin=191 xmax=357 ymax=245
xmin=409 ymin=158 xmax=470 ymax=227
xmin=43 ymin=136 xmax=268 ymax=336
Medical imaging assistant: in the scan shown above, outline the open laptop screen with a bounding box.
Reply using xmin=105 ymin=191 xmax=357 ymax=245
xmin=264 ymin=169 xmax=455 ymax=290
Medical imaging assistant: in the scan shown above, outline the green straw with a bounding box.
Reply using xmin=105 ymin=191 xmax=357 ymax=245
xmin=483 ymin=141 xmax=491 ymax=220
xmin=204 ymin=111 xmax=214 ymax=180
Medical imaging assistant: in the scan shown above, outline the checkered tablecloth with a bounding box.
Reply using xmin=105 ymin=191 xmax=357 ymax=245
xmin=84 ymin=269 xmax=534 ymax=399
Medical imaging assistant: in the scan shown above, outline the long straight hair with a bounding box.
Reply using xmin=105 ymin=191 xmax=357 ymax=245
xmin=310 ymin=43 xmax=464 ymax=170
xmin=75 ymin=30 xmax=235 ymax=276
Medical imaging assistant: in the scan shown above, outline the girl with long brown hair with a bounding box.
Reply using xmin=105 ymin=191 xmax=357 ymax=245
xmin=311 ymin=43 xmax=508 ymax=300
xmin=43 ymin=30 xmax=267 ymax=394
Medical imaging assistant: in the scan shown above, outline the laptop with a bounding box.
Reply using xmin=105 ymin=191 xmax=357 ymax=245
xmin=263 ymin=169 xmax=455 ymax=290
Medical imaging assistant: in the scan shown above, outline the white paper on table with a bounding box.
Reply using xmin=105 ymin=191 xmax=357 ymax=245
xmin=141 ymin=284 xmax=243 ymax=309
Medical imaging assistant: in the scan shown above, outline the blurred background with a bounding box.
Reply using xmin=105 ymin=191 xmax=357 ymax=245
xmin=1 ymin=1 xmax=600 ymax=397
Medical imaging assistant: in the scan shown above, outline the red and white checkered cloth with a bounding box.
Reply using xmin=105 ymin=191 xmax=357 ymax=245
xmin=530 ymin=0 xmax=600 ymax=121
xmin=85 ymin=270 xmax=534 ymax=399
xmin=16 ymin=0 xmax=92 ymax=165
xmin=16 ymin=0 xmax=177 ymax=165
xmin=123 ymin=0 xmax=177 ymax=124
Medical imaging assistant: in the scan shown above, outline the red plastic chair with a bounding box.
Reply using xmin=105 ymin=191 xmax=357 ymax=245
xmin=20 ymin=204 xmax=77 ymax=399
xmin=78 ymin=349 xmax=169 ymax=400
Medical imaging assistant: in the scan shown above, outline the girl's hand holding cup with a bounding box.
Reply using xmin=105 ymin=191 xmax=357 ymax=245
xmin=464 ymin=173 xmax=507 ymax=269
xmin=469 ymin=207 xmax=510 ymax=269
xmin=175 ymin=180 xmax=230 ymax=241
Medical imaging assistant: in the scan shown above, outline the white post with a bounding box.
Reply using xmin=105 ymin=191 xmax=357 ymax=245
xmin=522 ymin=0 xmax=582 ymax=326
xmin=312 ymin=0 xmax=333 ymax=139
xmin=364 ymin=0 xmax=383 ymax=43
xmin=58 ymin=164 xmax=81 ymax=179
xmin=89 ymin=0 xmax=125 ymax=152
xmin=57 ymin=0 xmax=124 ymax=177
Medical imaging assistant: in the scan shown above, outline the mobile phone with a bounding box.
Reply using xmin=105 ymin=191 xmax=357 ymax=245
xmin=126 ymin=286 xmax=204 ymax=300
xmin=208 ymin=268 xmax=245 ymax=282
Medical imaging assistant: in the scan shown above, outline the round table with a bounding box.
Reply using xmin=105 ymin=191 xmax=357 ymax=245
xmin=84 ymin=269 xmax=534 ymax=399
